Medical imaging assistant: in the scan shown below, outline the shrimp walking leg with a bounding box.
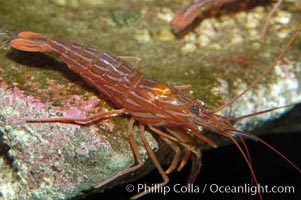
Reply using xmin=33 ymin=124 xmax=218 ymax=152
xmin=187 ymin=153 xmax=202 ymax=183
xmin=94 ymin=118 xmax=144 ymax=189
xmin=161 ymin=138 xmax=181 ymax=174
xmin=130 ymin=124 xmax=170 ymax=199
xmin=27 ymin=109 xmax=126 ymax=125
xmin=149 ymin=126 xmax=200 ymax=156
xmin=177 ymin=148 xmax=191 ymax=171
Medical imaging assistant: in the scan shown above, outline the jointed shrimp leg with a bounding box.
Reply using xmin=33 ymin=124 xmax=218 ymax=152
xmin=149 ymin=126 xmax=200 ymax=156
xmin=161 ymin=138 xmax=181 ymax=174
xmin=177 ymin=148 xmax=191 ymax=172
xmin=94 ymin=120 xmax=171 ymax=199
xmin=130 ymin=124 xmax=170 ymax=199
xmin=27 ymin=108 xmax=126 ymax=125
xmin=187 ymin=152 xmax=202 ymax=183
xmin=148 ymin=126 xmax=201 ymax=182
xmin=94 ymin=118 xmax=144 ymax=189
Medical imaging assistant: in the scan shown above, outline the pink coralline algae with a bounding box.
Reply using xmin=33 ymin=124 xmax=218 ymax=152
xmin=0 ymin=64 xmax=140 ymax=199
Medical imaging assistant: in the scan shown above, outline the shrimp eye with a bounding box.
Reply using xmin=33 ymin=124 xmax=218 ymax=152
xmin=190 ymin=105 xmax=199 ymax=114
xmin=196 ymin=97 xmax=206 ymax=107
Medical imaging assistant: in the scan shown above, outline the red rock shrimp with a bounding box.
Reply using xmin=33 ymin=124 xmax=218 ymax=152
xmin=170 ymin=0 xmax=284 ymax=36
xmin=9 ymin=26 xmax=301 ymax=199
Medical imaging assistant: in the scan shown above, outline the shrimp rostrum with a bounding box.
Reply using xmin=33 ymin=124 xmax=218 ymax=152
xmin=9 ymin=28 xmax=301 ymax=199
